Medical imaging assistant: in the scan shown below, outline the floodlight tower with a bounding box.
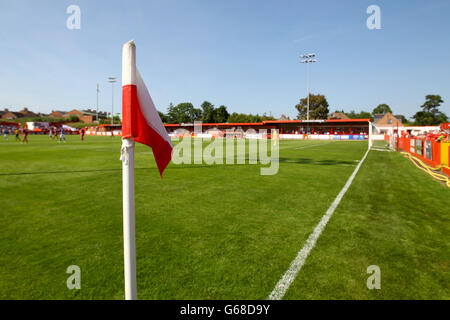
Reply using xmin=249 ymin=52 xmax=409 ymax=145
xmin=96 ymin=83 xmax=99 ymax=122
xmin=300 ymin=53 xmax=318 ymax=121
xmin=108 ymin=77 xmax=117 ymax=125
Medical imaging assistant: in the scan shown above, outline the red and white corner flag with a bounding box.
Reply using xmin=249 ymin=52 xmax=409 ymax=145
xmin=120 ymin=40 xmax=172 ymax=300
xmin=122 ymin=40 xmax=173 ymax=176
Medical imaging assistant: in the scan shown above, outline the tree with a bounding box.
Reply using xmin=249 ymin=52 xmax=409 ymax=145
xmin=227 ymin=112 xmax=262 ymax=123
xmin=295 ymin=94 xmax=329 ymax=120
xmin=69 ymin=115 xmax=79 ymax=122
xmin=400 ymin=115 xmax=409 ymax=124
xmin=113 ymin=115 xmax=121 ymax=124
xmin=261 ymin=112 xmax=275 ymax=121
xmin=372 ymin=104 xmax=392 ymax=115
xmin=167 ymin=102 xmax=202 ymax=124
xmin=420 ymin=94 xmax=444 ymax=112
xmin=412 ymin=95 xmax=448 ymax=125
xmin=215 ymin=105 xmax=230 ymax=123
xmin=346 ymin=110 xmax=374 ymax=121
xmin=247 ymin=114 xmax=262 ymax=122
xmin=346 ymin=110 xmax=357 ymax=118
xmin=166 ymin=103 xmax=176 ymax=123
xmin=158 ymin=111 xmax=169 ymax=123
xmin=358 ymin=111 xmax=374 ymax=122
xmin=191 ymin=107 xmax=202 ymax=122
xmin=201 ymin=101 xmax=216 ymax=123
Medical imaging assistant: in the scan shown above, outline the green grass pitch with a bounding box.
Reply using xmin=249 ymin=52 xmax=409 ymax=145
xmin=0 ymin=135 xmax=448 ymax=299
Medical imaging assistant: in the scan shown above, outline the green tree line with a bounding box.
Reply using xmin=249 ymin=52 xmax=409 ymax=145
xmin=158 ymin=101 xmax=275 ymax=124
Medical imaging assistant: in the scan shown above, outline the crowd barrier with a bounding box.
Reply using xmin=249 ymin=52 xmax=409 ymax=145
xmin=370 ymin=134 xmax=387 ymax=141
xmin=397 ymin=137 xmax=450 ymax=176
xmin=85 ymin=130 xmax=122 ymax=136
xmin=279 ymin=134 xmax=368 ymax=140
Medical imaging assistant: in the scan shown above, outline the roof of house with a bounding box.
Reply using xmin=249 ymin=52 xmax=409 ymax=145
xmin=18 ymin=108 xmax=38 ymax=117
xmin=373 ymin=114 xmax=384 ymax=123
xmin=373 ymin=112 xmax=403 ymax=124
xmin=327 ymin=112 xmax=350 ymax=120
xmin=326 ymin=119 xmax=371 ymax=123
xmin=2 ymin=111 xmax=23 ymax=118
xmin=278 ymin=114 xmax=291 ymax=121
xmin=374 ymin=112 xmax=403 ymax=125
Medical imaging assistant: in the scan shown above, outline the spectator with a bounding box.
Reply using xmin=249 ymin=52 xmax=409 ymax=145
xmin=436 ymin=132 xmax=447 ymax=143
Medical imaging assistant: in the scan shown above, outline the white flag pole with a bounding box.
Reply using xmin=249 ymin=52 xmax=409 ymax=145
xmin=121 ymin=138 xmax=137 ymax=300
xmin=121 ymin=41 xmax=137 ymax=300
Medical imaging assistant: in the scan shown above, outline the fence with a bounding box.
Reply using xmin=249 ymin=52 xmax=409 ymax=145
xmin=397 ymin=137 xmax=450 ymax=175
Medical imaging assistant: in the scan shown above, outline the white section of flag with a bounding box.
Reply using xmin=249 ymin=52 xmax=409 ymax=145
xmin=136 ymin=69 xmax=173 ymax=147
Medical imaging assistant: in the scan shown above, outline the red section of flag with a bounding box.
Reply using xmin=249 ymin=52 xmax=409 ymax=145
xmin=122 ymin=85 xmax=139 ymax=139
xmin=122 ymin=84 xmax=172 ymax=177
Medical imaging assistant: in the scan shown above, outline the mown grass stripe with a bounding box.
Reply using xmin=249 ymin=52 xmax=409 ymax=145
xmin=268 ymin=148 xmax=370 ymax=300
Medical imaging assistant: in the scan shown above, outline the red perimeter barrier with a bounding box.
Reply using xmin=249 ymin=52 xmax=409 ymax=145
xmin=0 ymin=121 xmax=21 ymax=127
xmin=443 ymin=166 xmax=450 ymax=176
xmin=397 ymin=137 xmax=410 ymax=153
xmin=397 ymin=137 xmax=441 ymax=167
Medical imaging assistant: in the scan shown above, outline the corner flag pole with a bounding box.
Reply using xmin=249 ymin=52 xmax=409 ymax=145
xmin=121 ymin=42 xmax=137 ymax=300
xmin=121 ymin=138 xmax=137 ymax=300
xmin=120 ymin=40 xmax=173 ymax=299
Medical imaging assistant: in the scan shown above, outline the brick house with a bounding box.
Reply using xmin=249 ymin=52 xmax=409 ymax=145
xmin=373 ymin=112 xmax=403 ymax=127
xmin=1 ymin=109 xmax=23 ymax=120
xmin=62 ymin=109 xmax=109 ymax=123
xmin=49 ymin=110 xmax=66 ymax=118
xmin=328 ymin=112 xmax=350 ymax=120
xmin=63 ymin=110 xmax=90 ymax=123
xmin=18 ymin=107 xmax=38 ymax=118
xmin=373 ymin=112 xmax=405 ymax=135
xmin=84 ymin=109 xmax=109 ymax=122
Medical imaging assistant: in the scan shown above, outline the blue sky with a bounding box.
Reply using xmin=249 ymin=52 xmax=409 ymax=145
xmin=0 ymin=0 xmax=449 ymax=120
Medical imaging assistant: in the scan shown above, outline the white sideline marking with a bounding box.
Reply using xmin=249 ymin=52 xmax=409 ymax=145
xmin=267 ymin=148 xmax=371 ymax=300
xmin=295 ymin=141 xmax=334 ymax=150
xmin=371 ymin=148 xmax=392 ymax=152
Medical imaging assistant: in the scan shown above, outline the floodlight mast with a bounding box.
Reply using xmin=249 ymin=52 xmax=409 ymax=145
xmin=108 ymin=77 xmax=117 ymax=125
xmin=300 ymin=53 xmax=318 ymax=124
xmin=96 ymin=84 xmax=99 ymax=122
